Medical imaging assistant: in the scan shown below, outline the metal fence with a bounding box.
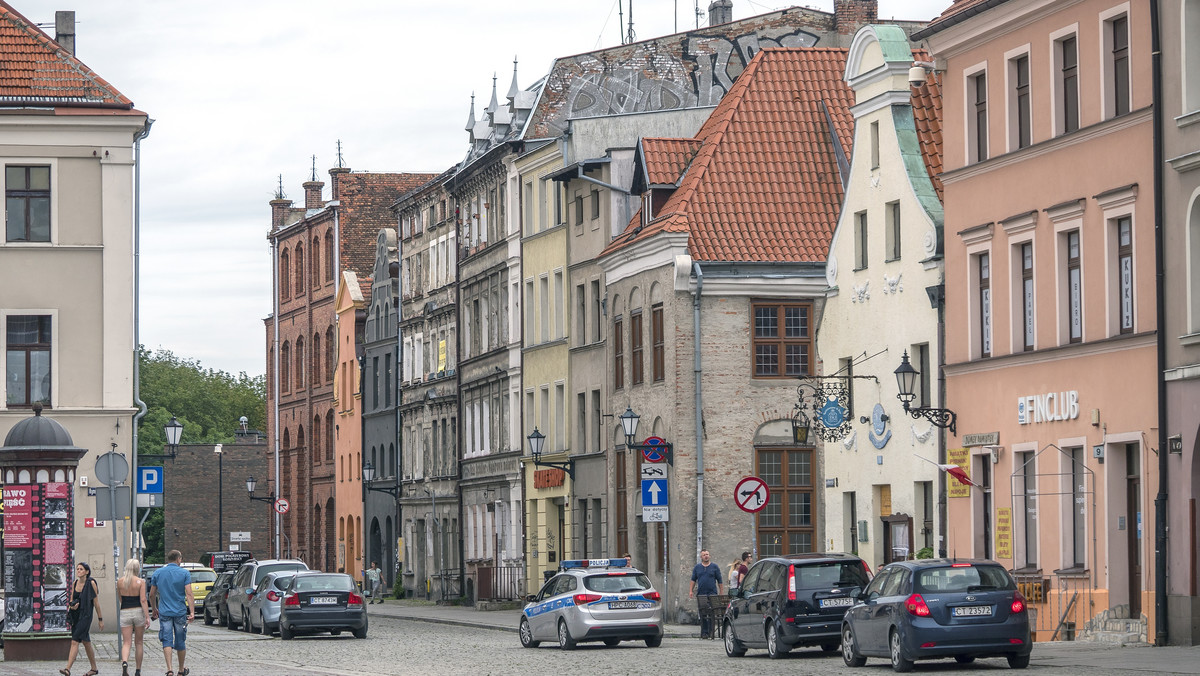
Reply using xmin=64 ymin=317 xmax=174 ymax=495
xmin=1015 ymin=570 xmax=1093 ymax=640
xmin=475 ymin=565 xmax=524 ymax=601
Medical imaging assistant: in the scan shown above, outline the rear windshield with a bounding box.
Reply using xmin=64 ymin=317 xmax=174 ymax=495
xmin=583 ymin=573 xmax=653 ymax=594
xmin=795 ymin=562 xmax=870 ymax=589
xmin=190 ymin=571 xmax=217 ymax=584
xmin=254 ymin=563 xmax=307 ymax=584
xmin=271 ymin=574 xmax=296 ymax=591
xmin=292 ymin=575 xmax=355 ymax=592
xmin=914 ymin=565 xmax=1015 ymax=594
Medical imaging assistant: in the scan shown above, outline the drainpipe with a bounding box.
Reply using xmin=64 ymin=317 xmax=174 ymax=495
xmin=691 ymin=262 xmax=705 ymax=567
xmin=271 ymin=237 xmax=281 ymax=560
xmin=1150 ymin=0 xmax=1168 ymax=646
xmin=131 ymin=117 xmax=152 ymax=561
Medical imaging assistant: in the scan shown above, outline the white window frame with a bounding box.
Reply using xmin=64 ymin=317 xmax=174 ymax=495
xmin=1048 ymin=200 xmax=1086 ymax=345
xmin=1004 ymin=45 xmax=1033 ymax=153
xmin=1187 ymin=188 xmax=1200 ymax=335
xmin=1099 ymin=4 xmax=1132 ymax=121
xmin=1003 ymin=212 xmax=1038 ymax=354
xmin=0 ymin=308 xmax=58 ymax=410
xmin=1096 ymin=185 xmax=1139 ymax=336
xmin=1050 ymin=24 xmax=1082 ymax=137
xmin=1184 ymin=0 xmax=1200 ymax=115
xmin=963 ymin=61 xmax=989 ymax=165
xmin=1 ymin=159 xmax=59 ymax=246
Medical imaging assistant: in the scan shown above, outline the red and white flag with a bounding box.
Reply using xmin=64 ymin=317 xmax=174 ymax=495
xmin=913 ymin=454 xmax=976 ymax=488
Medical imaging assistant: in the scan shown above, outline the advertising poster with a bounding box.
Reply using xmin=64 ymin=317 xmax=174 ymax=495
xmin=3 ymin=485 xmax=34 ymax=547
xmin=995 ymin=507 xmax=1013 ymax=559
xmin=946 ymin=448 xmax=972 ymax=499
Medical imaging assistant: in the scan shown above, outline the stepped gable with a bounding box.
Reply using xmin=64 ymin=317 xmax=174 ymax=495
xmin=602 ymin=47 xmax=854 ymax=264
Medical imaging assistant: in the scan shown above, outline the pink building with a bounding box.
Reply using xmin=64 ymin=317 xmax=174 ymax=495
xmin=914 ymin=0 xmax=1158 ymax=642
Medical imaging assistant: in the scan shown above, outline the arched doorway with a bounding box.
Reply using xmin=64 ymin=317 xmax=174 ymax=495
xmin=370 ymin=518 xmax=383 ymax=582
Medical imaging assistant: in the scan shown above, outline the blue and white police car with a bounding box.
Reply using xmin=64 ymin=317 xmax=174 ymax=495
xmin=519 ymin=558 xmax=664 ymax=650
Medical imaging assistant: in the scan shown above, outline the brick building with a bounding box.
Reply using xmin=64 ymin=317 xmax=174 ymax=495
xmin=265 ymin=165 xmax=435 ymax=570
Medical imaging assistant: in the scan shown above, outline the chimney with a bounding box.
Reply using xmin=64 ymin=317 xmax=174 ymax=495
xmin=708 ymin=0 xmax=733 ymax=27
xmin=328 ymin=167 xmax=351 ymax=202
xmin=270 ymin=197 xmax=293 ymax=231
xmin=834 ymin=0 xmax=878 ymax=35
xmin=302 ymin=180 xmax=324 ymax=210
xmin=55 ymin=11 xmax=75 ymax=55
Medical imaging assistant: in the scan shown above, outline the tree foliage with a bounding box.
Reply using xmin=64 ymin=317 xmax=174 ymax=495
xmin=136 ymin=347 xmax=265 ymax=562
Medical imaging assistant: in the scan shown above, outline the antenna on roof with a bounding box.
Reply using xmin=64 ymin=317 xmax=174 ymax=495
xmin=626 ymin=0 xmax=636 ymax=45
xmin=336 ymin=140 xmax=345 ymax=169
xmin=695 ymin=0 xmax=704 ymax=29
xmin=275 ymin=174 xmax=285 ymax=200
xmin=310 ymin=155 xmax=317 ymax=182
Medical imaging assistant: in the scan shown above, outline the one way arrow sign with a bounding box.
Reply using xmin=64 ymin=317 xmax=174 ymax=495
xmin=641 ymin=478 xmax=669 ymax=522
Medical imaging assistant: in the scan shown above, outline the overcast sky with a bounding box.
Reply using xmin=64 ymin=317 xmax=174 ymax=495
xmin=18 ymin=0 xmax=950 ymax=378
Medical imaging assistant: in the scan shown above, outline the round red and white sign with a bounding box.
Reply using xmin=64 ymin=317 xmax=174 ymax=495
xmin=734 ymin=476 xmax=770 ymax=513
xmin=274 ymin=498 xmax=290 ymax=514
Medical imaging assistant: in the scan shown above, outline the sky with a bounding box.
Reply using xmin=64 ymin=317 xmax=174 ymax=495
xmin=17 ymin=0 xmax=951 ymax=378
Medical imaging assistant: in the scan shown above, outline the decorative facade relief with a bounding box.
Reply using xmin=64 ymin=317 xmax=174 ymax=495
xmin=851 ymin=280 xmax=870 ymax=303
xmin=882 ymin=272 xmax=903 ymax=295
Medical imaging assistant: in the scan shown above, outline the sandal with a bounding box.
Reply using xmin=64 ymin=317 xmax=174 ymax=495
xmin=123 ymin=661 xmax=129 ymax=676
xmin=84 ymin=671 xmax=99 ymax=676
xmin=58 ymin=670 xmax=70 ymax=676
xmin=166 ymin=671 xmax=174 ymax=676
xmin=179 ymin=670 xmax=189 ymax=676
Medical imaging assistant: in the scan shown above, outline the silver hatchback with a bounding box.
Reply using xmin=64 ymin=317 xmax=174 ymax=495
xmin=245 ymin=571 xmax=297 ymax=636
xmin=519 ymin=558 xmax=663 ymax=650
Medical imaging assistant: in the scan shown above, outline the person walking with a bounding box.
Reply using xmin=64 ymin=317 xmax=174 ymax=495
xmin=688 ymin=549 xmax=724 ymax=639
xmin=364 ymin=561 xmax=384 ymax=604
xmin=149 ymin=550 xmax=194 ymax=676
xmin=118 ymin=558 xmax=151 ymax=676
xmin=60 ymin=561 xmax=103 ymax=676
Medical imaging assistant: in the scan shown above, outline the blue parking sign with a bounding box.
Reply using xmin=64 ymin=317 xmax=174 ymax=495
xmin=138 ymin=466 xmax=163 ymax=494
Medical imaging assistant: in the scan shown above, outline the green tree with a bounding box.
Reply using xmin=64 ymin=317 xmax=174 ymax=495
xmin=136 ymin=347 xmax=265 ymax=563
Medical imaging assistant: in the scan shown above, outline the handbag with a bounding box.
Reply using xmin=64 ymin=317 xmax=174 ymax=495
xmin=66 ymin=604 xmax=80 ymax=628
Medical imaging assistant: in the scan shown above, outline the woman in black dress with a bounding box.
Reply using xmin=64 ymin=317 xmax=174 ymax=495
xmin=60 ymin=561 xmax=103 ymax=676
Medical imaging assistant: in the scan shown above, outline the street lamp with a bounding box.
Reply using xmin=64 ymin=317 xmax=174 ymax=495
xmin=141 ymin=415 xmax=183 ymax=459
xmin=618 ymin=406 xmax=673 ymax=464
xmin=526 ymin=427 xmax=574 ymax=479
xmin=215 ymin=443 xmax=223 ymax=551
xmin=246 ymin=475 xmax=274 ymax=504
xmin=362 ymin=461 xmax=400 ymax=498
xmin=894 ymin=350 xmax=957 ymax=435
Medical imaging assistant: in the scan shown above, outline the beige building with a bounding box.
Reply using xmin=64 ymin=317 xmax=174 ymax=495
xmin=819 ymin=24 xmax=946 ymax=570
xmin=0 ymin=8 xmax=150 ymax=629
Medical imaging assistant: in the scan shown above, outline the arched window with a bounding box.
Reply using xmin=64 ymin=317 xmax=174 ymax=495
xmin=326 ymin=326 xmax=336 ymax=382
xmin=312 ymin=235 xmax=321 ymax=288
xmin=339 ymin=516 xmax=345 ymax=542
xmin=313 ymin=415 xmax=322 ymax=463
xmin=297 ymin=425 xmax=306 ymax=450
xmin=325 ymin=231 xmax=335 ymax=282
xmin=326 ymin=410 xmax=334 ymax=461
xmin=280 ymin=342 xmax=291 ymax=392
xmin=280 ymin=249 xmax=291 ymax=298
xmin=312 ymin=333 xmax=322 ymax=387
xmin=295 ymin=338 xmax=305 ymax=390
xmin=283 ymin=428 xmax=290 ymax=449
xmin=294 ymin=243 xmax=304 ymax=296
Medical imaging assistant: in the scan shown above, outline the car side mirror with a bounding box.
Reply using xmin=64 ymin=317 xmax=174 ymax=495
xmin=246 ymin=588 xmax=256 ymax=596
xmin=524 ymin=594 xmax=537 ymax=603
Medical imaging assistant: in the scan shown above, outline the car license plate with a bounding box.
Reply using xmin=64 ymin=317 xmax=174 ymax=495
xmin=310 ymin=596 xmax=338 ymax=605
xmin=953 ymin=605 xmax=993 ymax=617
xmin=608 ymin=601 xmax=650 ymax=610
xmin=819 ymin=597 xmax=853 ymax=608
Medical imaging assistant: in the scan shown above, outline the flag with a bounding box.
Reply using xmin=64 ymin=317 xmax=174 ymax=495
xmin=938 ymin=463 xmax=976 ymax=487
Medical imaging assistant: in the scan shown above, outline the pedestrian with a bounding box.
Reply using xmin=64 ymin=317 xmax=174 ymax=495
xmin=365 ymin=561 xmax=384 ymax=604
xmin=59 ymin=561 xmax=103 ymax=676
xmin=118 ymin=558 xmax=151 ymax=676
xmin=688 ymin=549 xmax=723 ymax=639
xmin=726 ymin=555 xmax=742 ymax=591
xmin=149 ymin=550 xmax=194 ymax=676
xmin=730 ymin=551 xmax=752 ymax=591
xmin=623 ymin=553 xmax=632 ymax=568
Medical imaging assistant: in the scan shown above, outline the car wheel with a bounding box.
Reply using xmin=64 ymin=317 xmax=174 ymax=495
xmin=603 ymin=638 xmax=620 ymax=647
xmin=955 ymin=655 xmax=976 ymax=664
xmin=767 ymin=623 xmax=789 ymax=659
xmin=889 ymin=629 xmax=914 ymax=673
xmin=1007 ymin=653 xmax=1030 ymax=669
xmin=243 ymin=612 xmax=253 ymax=632
xmin=557 ymin=619 xmax=577 ymax=650
xmin=258 ymin=613 xmax=268 ymax=635
xmin=225 ymin=609 xmax=239 ymax=631
xmin=353 ymin=621 xmax=368 ymax=639
xmin=519 ymin=618 xmax=540 ymax=648
xmin=723 ymin=621 xmax=746 ymax=657
xmin=842 ymin=624 xmax=867 ymax=667
xmin=203 ymin=608 xmax=214 ymax=626
xmin=280 ymin=622 xmax=293 ymax=641
xmin=644 ymin=636 xmax=662 ymax=648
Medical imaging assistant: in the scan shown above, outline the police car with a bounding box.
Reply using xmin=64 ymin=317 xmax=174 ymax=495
xmin=519 ymin=558 xmax=664 ymax=649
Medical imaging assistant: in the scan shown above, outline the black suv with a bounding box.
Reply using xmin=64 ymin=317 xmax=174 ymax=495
xmin=723 ymin=552 xmax=871 ymax=659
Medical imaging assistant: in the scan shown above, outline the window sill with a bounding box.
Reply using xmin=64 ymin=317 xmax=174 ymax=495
xmin=1179 ymin=332 xmax=1200 ymax=346
xmin=1052 ymin=566 xmax=1089 ymax=577
xmin=1176 ymin=110 xmax=1200 ymax=128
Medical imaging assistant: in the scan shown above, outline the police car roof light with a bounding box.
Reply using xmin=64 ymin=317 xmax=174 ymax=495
xmin=560 ymin=558 xmax=628 ymax=570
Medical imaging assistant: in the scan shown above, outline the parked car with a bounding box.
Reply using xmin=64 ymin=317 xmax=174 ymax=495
xmin=188 ymin=567 xmax=218 ymax=612
xmin=141 ymin=563 xmax=163 ymax=583
xmin=225 ymin=558 xmax=309 ymax=631
xmin=723 ymin=552 xmax=871 ymax=659
xmin=202 ymin=571 xmax=236 ymax=625
xmin=840 ymin=559 xmax=1032 ymax=671
xmin=278 ymin=571 xmax=367 ymax=640
xmin=246 ymin=570 xmax=297 ymax=636
xmin=519 ymin=558 xmax=663 ymax=650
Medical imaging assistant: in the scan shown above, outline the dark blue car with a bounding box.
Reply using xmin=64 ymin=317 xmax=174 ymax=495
xmin=840 ymin=559 xmax=1031 ymax=671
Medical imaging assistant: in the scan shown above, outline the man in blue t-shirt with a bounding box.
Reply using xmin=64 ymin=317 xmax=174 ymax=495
xmin=689 ymin=549 xmax=724 ymax=639
xmin=149 ymin=549 xmax=194 ymax=676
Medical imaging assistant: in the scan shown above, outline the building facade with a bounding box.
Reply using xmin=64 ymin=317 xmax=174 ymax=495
xmin=333 ymin=270 xmax=365 ymax=580
xmin=915 ymin=0 xmax=1158 ymax=642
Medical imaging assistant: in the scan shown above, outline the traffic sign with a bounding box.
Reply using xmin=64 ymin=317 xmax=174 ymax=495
xmin=274 ymin=498 xmax=290 ymax=514
xmin=138 ymin=466 xmax=163 ymax=494
xmin=230 ymin=531 xmax=251 ymax=542
xmin=641 ymin=479 xmax=668 ymax=507
xmin=135 ymin=493 xmax=163 ymax=508
xmin=644 ymin=506 xmax=668 ymax=522
xmin=640 ymin=436 xmax=668 ymax=463
xmin=735 ymin=476 xmax=770 ymax=513
xmin=639 ymin=464 xmax=666 ymax=480
xmin=95 ymin=451 xmax=128 ymax=487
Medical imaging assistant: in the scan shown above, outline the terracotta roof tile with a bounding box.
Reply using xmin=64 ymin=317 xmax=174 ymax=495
xmin=0 ymin=2 xmax=132 ymax=108
xmin=640 ymin=138 xmax=702 ymax=186
xmin=602 ymin=47 xmax=854 ymax=263
xmin=910 ymin=50 xmax=943 ymax=202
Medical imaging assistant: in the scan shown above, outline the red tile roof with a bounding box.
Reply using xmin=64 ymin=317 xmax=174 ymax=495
xmin=601 ymin=47 xmax=853 ymax=263
xmin=640 ymin=138 xmax=702 ymax=187
xmin=911 ymin=50 xmax=943 ymax=202
xmin=0 ymin=2 xmax=133 ymax=109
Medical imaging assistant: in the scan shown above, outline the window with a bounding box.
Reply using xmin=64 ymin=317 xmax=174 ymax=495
xmin=576 ymin=284 xmax=586 ymax=345
xmin=614 ymin=318 xmax=624 ymax=390
xmin=631 ymin=311 xmax=644 ymax=385
xmin=977 ymin=253 xmax=993 ymax=357
xmin=524 ymin=280 xmax=534 ymax=344
xmin=1058 ymin=35 xmax=1080 ymax=134
xmin=5 ymin=315 xmax=50 ymax=406
xmin=854 ymin=211 xmax=868 ymax=270
xmin=614 ymin=452 xmax=628 ymax=556
xmin=577 ymin=392 xmax=587 ymax=453
xmin=295 ymin=338 xmax=305 ymax=390
xmin=574 ymin=192 xmax=583 ymax=226
xmin=311 ymin=236 xmax=321 ymax=288
xmin=372 ymin=356 xmax=379 ymax=409
xmin=969 ymin=70 xmax=989 ymax=162
xmin=652 ymin=304 xmax=664 ymax=382
xmin=555 ymin=384 xmax=565 ymax=450
xmin=885 ymin=202 xmax=901 ymax=261
xmin=1107 ymin=13 xmax=1131 ymax=117
xmin=280 ymin=250 xmax=291 ymax=298
xmin=1117 ymin=216 xmax=1134 ymax=333
xmin=325 ymin=232 xmax=334 ymax=282
xmin=1011 ymin=54 xmax=1031 ymax=149
xmin=591 ymin=280 xmax=602 ymax=343
xmin=294 ymin=244 xmax=305 ymax=296
xmin=1186 ymin=1 xmax=1200 ymax=113
xmin=1067 ymin=231 xmax=1082 ymax=342
xmin=281 ymin=342 xmax=290 ymax=391
xmin=540 ymin=277 xmax=550 ymax=343
xmin=1019 ymin=451 xmax=1038 ymax=568
xmin=1020 ymin=242 xmax=1035 ymax=351
xmin=869 ymin=121 xmax=880 ymax=169
xmin=752 ymin=301 xmax=812 ymax=378
xmin=1070 ymin=447 xmax=1087 ymax=567
xmin=554 ymin=271 xmax=564 ymax=340
xmin=756 ymin=448 xmax=815 ymax=555
xmin=384 ymin=354 xmax=392 ymax=406
xmin=590 ymin=189 xmax=600 ymax=220
xmin=5 ymin=166 xmax=50 ymax=242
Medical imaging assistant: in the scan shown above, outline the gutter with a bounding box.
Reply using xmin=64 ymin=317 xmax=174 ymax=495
xmin=910 ymin=0 xmax=1014 ymax=41
xmin=691 ymin=262 xmax=705 ymax=567
xmin=1150 ymin=0 xmax=1168 ymax=646
xmin=130 ymin=117 xmax=152 ymax=559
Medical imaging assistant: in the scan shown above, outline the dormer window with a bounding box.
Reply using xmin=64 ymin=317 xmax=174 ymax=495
xmin=642 ymin=193 xmax=652 ymax=226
